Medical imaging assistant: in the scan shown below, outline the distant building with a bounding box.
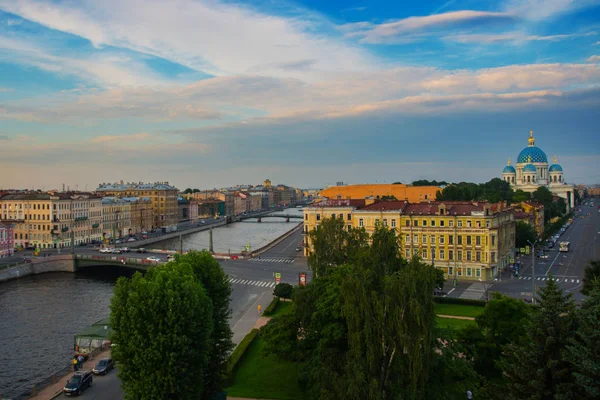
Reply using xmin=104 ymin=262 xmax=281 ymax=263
xmin=319 ymin=183 xmax=439 ymax=203
xmin=303 ymin=199 xmax=515 ymax=281
xmin=513 ymin=201 xmax=545 ymax=235
xmin=501 ymin=131 xmax=574 ymax=209
xmin=0 ymin=222 xmax=14 ymax=258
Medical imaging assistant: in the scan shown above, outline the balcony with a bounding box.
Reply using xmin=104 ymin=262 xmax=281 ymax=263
xmin=61 ymin=227 xmax=69 ymax=232
xmin=92 ymin=223 xmax=100 ymax=228
xmin=74 ymin=216 xmax=88 ymax=222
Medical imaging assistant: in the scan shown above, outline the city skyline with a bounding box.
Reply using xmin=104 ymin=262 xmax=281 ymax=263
xmin=1 ymin=0 xmax=600 ymax=188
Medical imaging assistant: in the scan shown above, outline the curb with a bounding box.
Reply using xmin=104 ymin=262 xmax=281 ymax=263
xmin=251 ymin=223 xmax=303 ymax=257
xmin=46 ymin=389 xmax=63 ymax=400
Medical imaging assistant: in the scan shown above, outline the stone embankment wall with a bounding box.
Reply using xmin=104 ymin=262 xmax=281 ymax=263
xmin=0 ymin=255 xmax=75 ymax=283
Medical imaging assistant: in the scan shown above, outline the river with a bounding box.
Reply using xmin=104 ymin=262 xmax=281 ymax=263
xmin=0 ymin=208 xmax=303 ymax=399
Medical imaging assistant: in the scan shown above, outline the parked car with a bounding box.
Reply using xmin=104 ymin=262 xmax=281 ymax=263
xmin=127 ymin=237 xmax=136 ymax=242
xmin=92 ymin=358 xmax=114 ymax=375
xmin=295 ymin=247 xmax=302 ymax=252
xmin=112 ymin=248 xmax=124 ymax=254
xmin=141 ymin=231 xmax=148 ymax=235
xmin=79 ymin=242 xmax=87 ymax=247
xmin=142 ymin=235 xmax=148 ymax=239
xmin=120 ymin=247 xmax=130 ymax=253
xmin=136 ymin=248 xmax=147 ymax=253
xmin=147 ymin=256 xmax=161 ymax=262
xmin=63 ymin=370 xmax=93 ymax=396
xmin=100 ymin=248 xmax=112 ymax=253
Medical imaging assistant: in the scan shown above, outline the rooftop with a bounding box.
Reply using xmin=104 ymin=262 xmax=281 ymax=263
xmin=97 ymin=181 xmax=178 ymax=191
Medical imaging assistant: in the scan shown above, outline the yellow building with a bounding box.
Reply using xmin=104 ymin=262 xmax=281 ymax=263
xmin=319 ymin=183 xmax=439 ymax=203
xmin=514 ymin=201 xmax=545 ymax=235
xmin=101 ymin=197 xmax=132 ymax=240
xmin=96 ymin=181 xmax=179 ymax=229
xmin=303 ymin=199 xmax=515 ymax=281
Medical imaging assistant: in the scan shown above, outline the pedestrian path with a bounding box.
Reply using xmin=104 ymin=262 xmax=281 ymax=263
xmin=517 ymin=276 xmax=580 ymax=283
xmin=229 ymin=277 xmax=276 ymax=288
xmin=249 ymin=257 xmax=295 ymax=264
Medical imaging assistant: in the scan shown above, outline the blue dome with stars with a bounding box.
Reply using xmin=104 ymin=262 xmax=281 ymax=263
xmin=517 ymin=146 xmax=548 ymax=163
xmin=523 ymin=164 xmax=537 ymax=173
xmin=503 ymin=165 xmax=516 ymax=173
xmin=549 ymin=164 xmax=563 ymax=172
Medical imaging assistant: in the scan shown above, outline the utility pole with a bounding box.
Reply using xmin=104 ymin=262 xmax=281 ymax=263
xmin=209 ymin=226 xmax=214 ymax=253
xmin=527 ymin=239 xmax=536 ymax=304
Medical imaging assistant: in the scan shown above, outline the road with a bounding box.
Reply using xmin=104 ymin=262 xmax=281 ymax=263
xmin=445 ymin=202 xmax=600 ymax=302
xmin=69 ymin=228 xmax=310 ymax=400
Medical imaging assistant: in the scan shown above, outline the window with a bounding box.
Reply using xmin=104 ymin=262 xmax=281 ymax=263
xmin=457 ymin=268 xmax=463 ymax=277
xmin=422 ymin=220 xmax=427 ymax=227
xmin=422 ymin=235 xmax=427 ymax=243
xmin=316 ymin=214 xmax=321 ymax=221
xmin=458 ymin=235 xmax=463 ymax=245
xmin=467 ymin=220 xmax=472 ymax=227
xmin=431 ymin=235 xmax=436 ymax=244
xmin=449 ymin=220 xmax=454 ymax=227
xmin=449 ymin=235 xmax=454 ymax=245
xmin=405 ymin=249 xmax=410 ymax=259
xmin=359 ymin=218 xmax=364 ymax=227
xmin=413 ymin=235 xmax=418 ymax=243
xmin=448 ymin=266 xmax=453 ymax=276
xmin=458 ymin=250 xmax=463 ymax=260
xmin=305 ymin=214 xmax=308 ymax=220
xmin=440 ymin=220 xmax=445 ymax=227
xmin=476 ymin=236 xmax=481 ymax=246
xmin=347 ymin=225 xmax=352 ymax=232
xmin=467 ymin=236 xmax=472 ymax=245
xmin=422 ymin=250 xmax=427 ymax=259
xmin=347 ymin=214 xmax=352 ymax=221
xmin=439 ymin=236 xmax=445 ymax=244
xmin=414 ymin=220 xmax=418 ymax=226
xmin=405 ymin=220 xmax=410 ymax=227
xmin=467 ymin=268 xmax=472 ymax=277
xmin=486 ymin=221 xmax=490 ymax=228
xmin=413 ymin=248 xmax=419 ymax=255
xmin=375 ymin=218 xmax=380 ymax=226
xmin=391 ymin=219 xmax=396 ymax=228
xmin=449 ymin=250 xmax=454 ymax=260
xmin=431 ymin=220 xmax=436 ymax=227
xmin=439 ymin=249 xmax=445 ymax=260
xmin=476 ymin=221 xmax=481 ymax=228
xmin=331 ymin=214 xmax=335 ymax=219
xmin=457 ymin=221 xmax=463 ymax=227
xmin=476 ymin=251 xmax=481 ymax=262
xmin=339 ymin=214 xmax=343 ymax=220
xmin=383 ymin=219 xmax=388 ymax=227
xmin=491 ymin=252 xmax=496 ymax=263
xmin=466 ymin=251 xmax=472 ymax=261
xmin=406 ymin=235 xmax=411 ymax=243
xmin=491 ymin=235 xmax=496 ymax=246
xmin=476 ymin=269 xmax=481 ymax=278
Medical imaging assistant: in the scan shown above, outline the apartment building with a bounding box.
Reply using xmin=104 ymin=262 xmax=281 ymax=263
xmin=96 ymin=181 xmax=179 ymax=229
xmin=0 ymin=222 xmax=14 ymax=258
xmin=303 ymin=199 xmax=515 ymax=281
xmin=101 ymin=197 xmax=132 ymax=240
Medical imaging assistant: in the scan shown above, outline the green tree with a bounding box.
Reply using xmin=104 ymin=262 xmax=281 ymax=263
xmin=412 ymin=180 xmax=449 ymax=187
xmin=110 ymin=263 xmax=214 ymax=400
xmin=273 ymin=282 xmax=294 ymax=299
xmin=435 ymin=267 xmax=445 ymax=290
xmin=582 ymin=260 xmax=600 ymax=296
xmin=183 ymin=188 xmax=193 ymax=194
xmin=500 ymin=277 xmax=576 ymax=400
xmin=176 ymin=251 xmax=234 ymax=399
xmin=515 ymin=221 xmax=537 ymax=248
xmin=560 ymin=288 xmax=600 ymax=399
xmin=380 ymin=195 xmax=397 ymax=200
xmin=192 ymin=188 xmax=201 ymax=193
xmin=512 ymin=189 xmax=531 ymax=203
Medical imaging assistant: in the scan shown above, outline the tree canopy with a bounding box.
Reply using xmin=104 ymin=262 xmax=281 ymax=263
xmin=515 ymin=220 xmax=537 ymax=248
xmin=412 ymin=179 xmax=449 ymax=187
xmin=582 ymin=260 xmax=600 ymax=295
xmin=435 ymin=178 xmax=513 ymax=203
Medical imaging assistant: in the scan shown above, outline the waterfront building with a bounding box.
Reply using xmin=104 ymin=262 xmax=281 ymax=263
xmin=303 ymin=199 xmax=515 ymax=281
xmin=0 ymin=222 xmax=14 ymax=257
xmin=197 ymin=199 xmax=225 ymax=218
xmin=178 ymin=197 xmax=191 ymax=222
xmin=124 ymin=197 xmax=153 ymax=234
xmin=101 ymin=197 xmax=132 ymax=240
xmin=96 ymin=181 xmax=179 ymax=229
xmin=501 ymin=131 xmax=575 ymax=209
xmin=70 ymin=194 xmax=103 ymax=245
xmin=319 ymin=183 xmax=439 ymax=203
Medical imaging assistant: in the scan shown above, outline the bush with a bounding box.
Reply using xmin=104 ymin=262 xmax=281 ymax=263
xmin=226 ymin=329 xmax=259 ymax=385
xmin=434 ymin=296 xmax=487 ymax=307
xmin=274 ymin=283 xmax=294 ymax=299
xmin=263 ymin=297 xmax=280 ymax=316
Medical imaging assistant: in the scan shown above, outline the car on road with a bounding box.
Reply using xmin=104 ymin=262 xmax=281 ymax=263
xmin=63 ymin=370 xmax=93 ymax=396
xmin=111 ymin=248 xmax=124 ymax=254
xmin=295 ymin=246 xmax=302 ymax=252
xmin=147 ymin=256 xmax=161 ymax=262
xmin=200 ymin=220 xmax=206 ymax=224
xmin=115 ymin=239 xmax=122 ymax=244
xmin=92 ymin=358 xmax=114 ymax=375
xmin=127 ymin=237 xmax=136 ymax=242
xmin=141 ymin=230 xmax=148 ymax=235
xmin=142 ymin=235 xmax=148 ymax=239
xmin=120 ymin=247 xmax=130 ymax=253
xmin=136 ymin=248 xmax=147 ymax=253
xmin=99 ymin=248 xmax=113 ymax=253
xmin=79 ymin=242 xmax=87 ymax=246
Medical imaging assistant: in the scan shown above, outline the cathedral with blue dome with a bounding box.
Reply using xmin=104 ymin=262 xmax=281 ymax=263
xmin=501 ymin=131 xmax=574 ymax=209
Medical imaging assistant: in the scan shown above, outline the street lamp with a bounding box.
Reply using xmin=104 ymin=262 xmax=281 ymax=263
xmin=526 ymin=238 xmax=541 ymax=305
xmin=478 ymin=278 xmax=492 ymax=303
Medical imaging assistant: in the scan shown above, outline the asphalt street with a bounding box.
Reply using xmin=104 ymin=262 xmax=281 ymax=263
xmin=445 ymin=202 xmax=600 ymax=302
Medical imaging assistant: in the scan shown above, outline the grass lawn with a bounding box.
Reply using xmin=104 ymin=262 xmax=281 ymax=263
xmin=434 ymin=303 xmax=484 ymax=318
xmin=227 ymin=336 xmax=307 ymax=400
xmin=435 ymin=316 xmax=477 ymax=331
xmin=269 ymin=300 xmax=293 ymax=318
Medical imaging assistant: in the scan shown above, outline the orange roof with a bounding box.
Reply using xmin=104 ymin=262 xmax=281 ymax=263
xmin=319 ymin=184 xmax=439 ymax=203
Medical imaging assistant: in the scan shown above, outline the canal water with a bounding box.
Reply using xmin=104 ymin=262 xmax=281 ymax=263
xmin=0 ymin=208 xmax=303 ymax=399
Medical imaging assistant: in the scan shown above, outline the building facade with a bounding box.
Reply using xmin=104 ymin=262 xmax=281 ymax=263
xmin=101 ymin=197 xmax=132 ymax=240
xmin=124 ymin=197 xmax=153 ymax=234
xmin=319 ymin=183 xmax=440 ymax=203
xmin=501 ymin=131 xmax=575 ymax=209
xmin=96 ymin=182 xmax=179 ymax=229
xmin=303 ymin=199 xmax=515 ymax=281
xmin=0 ymin=222 xmax=14 ymax=258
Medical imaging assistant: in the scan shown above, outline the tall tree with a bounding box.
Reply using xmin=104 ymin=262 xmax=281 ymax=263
xmin=515 ymin=220 xmax=537 ymax=248
xmin=582 ymin=260 xmax=600 ymax=295
xmin=512 ymin=189 xmax=531 ymax=203
xmin=110 ymin=263 xmax=214 ymax=400
xmin=176 ymin=250 xmax=234 ymax=399
xmin=183 ymin=188 xmax=193 ymax=194
xmin=560 ymin=288 xmax=600 ymax=399
xmin=499 ymin=277 xmax=576 ymax=400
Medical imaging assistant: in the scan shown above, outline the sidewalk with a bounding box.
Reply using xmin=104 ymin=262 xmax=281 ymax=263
xmin=29 ymin=348 xmax=112 ymax=400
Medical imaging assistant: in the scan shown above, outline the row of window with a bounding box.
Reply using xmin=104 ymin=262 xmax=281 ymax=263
xmin=309 ymin=213 xmax=493 ymax=229
xmin=406 ymin=248 xmax=497 ymax=263
xmin=406 ymin=233 xmax=496 ymax=246
xmin=446 ymin=266 xmax=482 ymax=278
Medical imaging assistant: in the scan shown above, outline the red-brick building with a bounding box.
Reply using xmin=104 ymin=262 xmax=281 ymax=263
xmin=0 ymin=222 xmax=15 ymax=258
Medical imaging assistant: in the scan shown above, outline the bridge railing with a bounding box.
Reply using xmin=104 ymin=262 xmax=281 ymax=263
xmin=76 ymin=254 xmax=159 ymax=266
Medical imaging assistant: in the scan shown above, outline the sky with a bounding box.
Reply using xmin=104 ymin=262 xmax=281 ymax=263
xmin=0 ymin=0 xmax=599 ymax=190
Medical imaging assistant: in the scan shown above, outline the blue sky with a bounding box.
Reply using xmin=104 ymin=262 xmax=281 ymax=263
xmin=0 ymin=0 xmax=599 ymax=190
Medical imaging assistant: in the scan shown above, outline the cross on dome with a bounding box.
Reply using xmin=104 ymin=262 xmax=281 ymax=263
xmin=528 ymin=130 xmax=535 ymax=146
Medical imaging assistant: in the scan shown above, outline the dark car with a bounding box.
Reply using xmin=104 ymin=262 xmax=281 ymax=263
xmin=79 ymin=242 xmax=87 ymax=246
xmin=92 ymin=358 xmax=114 ymax=375
xmin=63 ymin=370 xmax=93 ymax=396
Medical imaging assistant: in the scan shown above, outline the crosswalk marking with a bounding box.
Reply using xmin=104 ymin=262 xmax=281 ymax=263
xmin=249 ymin=258 xmax=295 ymax=264
xmin=228 ymin=277 xmax=276 ymax=288
xmin=517 ymin=276 xmax=581 ymax=285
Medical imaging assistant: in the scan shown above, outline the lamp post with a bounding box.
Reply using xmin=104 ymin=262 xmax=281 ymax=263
xmin=478 ymin=278 xmax=492 ymax=302
xmin=526 ymin=238 xmax=540 ymax=305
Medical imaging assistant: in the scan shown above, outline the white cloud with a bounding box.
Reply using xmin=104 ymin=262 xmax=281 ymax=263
xmin=91 ymin=132 xmax=151 ymax=143
xmin=504 ymin=0 xmax=600 ymax=21
xmin=0 ymin=0 xmax=375 ymax=81
xmin=340 ymin=10 xmax=515 ymax=44
xmin=588 ymin=55 xmax=600 ymax=62
xmin=445 ymin=31 xmax=597 ymax=44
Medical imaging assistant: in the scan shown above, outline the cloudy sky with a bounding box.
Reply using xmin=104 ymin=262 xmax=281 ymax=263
xmin=1 ymin=0 xmax=599 ymax=190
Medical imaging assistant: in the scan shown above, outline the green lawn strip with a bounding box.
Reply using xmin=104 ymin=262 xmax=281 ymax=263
xmin=226 ymin=336 xmax=307 ymax=400
xmin=435 ymin=316 xmax=477 ymax=331
xmin=434 ymin=303 xmax=484 ymax=318
xmin=269 ymin=300 xmax=293 ymax=318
